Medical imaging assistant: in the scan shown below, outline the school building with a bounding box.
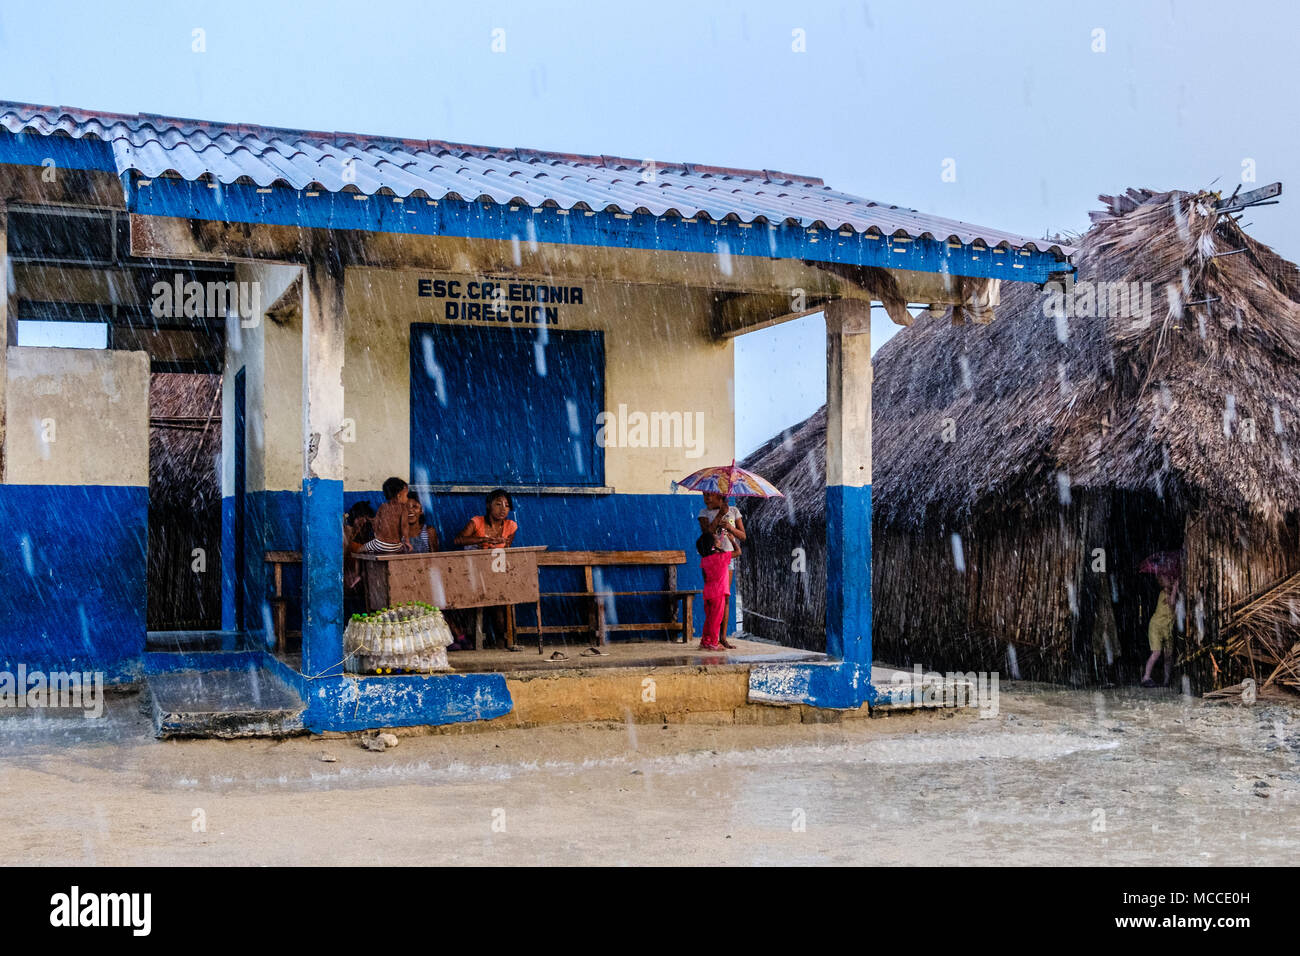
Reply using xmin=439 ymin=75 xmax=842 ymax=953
xmin=0 ymin=102 xmax=1073 ymax=733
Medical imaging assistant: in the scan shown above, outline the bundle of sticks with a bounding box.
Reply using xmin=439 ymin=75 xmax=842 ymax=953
xmin=1220 ymin=572 xmax=1300 ymax=695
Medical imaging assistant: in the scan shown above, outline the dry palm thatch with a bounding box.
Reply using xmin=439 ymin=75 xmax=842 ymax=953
xmin=874 ymin=187 xmax=1300 ymax=530
xmin=1221 ymin=571 xmax=1300 ymax=692
xmin=742 ymin=406 xmax=827 ymax=535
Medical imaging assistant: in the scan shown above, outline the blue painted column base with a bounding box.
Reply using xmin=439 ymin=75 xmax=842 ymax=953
xmin=302 ymin=477 xmax=344 ymax=678
xmin=825 ymin=483 xmax=872 ymax=666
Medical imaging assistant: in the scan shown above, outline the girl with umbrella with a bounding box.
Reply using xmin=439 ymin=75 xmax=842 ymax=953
xmin=675 ymin=462 xmax=782 ymax=648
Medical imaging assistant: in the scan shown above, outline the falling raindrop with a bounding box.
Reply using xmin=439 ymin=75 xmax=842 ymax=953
xmin=950 ymin=533 xmax=966 ymax=573
xmin=20 ymin=534 xmax=34 ymax=576
xmin=1167 ymin=282 xmax=1184 ymax=322
xmin=511 ymin=235 xmax=522 ymax=266
xmin=1056 ymin=471 xmax=1072 ymax=506
xmin=1054 ymin=309 xmax=1069 ymax=344
xmin=717 ymin=241 xmax=733 ymax=277
xmin=958 ymin=354 xmax=972 ymax=390
xmin=1223 ymin=393 xmax=1237 ymax=437
xmin=1172 ymin=193 xmax=1189 ymax=242
xmin=420 ymin=335 xmax=448 ymax=405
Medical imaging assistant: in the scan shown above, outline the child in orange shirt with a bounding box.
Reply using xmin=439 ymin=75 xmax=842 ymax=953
xmin=452 ymin=489 xmax=520 ymax=651
xmin=454 ymin=489 xmax=518 ymax=549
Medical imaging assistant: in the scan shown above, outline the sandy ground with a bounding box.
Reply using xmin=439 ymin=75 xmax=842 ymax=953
xmin=1 ymin=684 xmax=1297 ymax=865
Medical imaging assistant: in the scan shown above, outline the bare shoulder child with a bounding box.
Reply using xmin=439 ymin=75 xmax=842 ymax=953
xmin=364 ymin=477 xmax=412 ymax=553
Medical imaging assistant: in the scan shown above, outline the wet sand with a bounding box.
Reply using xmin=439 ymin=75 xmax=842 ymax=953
xmin=1 ymin=684 xmax=1297 ymax=865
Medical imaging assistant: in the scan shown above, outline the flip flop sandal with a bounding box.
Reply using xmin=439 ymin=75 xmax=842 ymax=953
xmin=1140 ymin=678 xmax=1157 ymax=688
xmin=549 ymin=651 xmax=570 ymax=662
xmin=506 ymin=645 xmax=523 ymax=653
xmin=580 ymin=647 xmax=608 ymax=657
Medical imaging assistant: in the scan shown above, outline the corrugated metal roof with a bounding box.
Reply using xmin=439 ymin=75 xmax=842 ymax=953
xmin=0 ymin=101 xmax=1072 ymax=256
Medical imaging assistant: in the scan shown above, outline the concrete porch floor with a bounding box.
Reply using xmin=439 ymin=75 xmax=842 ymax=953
xmin=446 ymin=635 xmax=825 ymax=673
xmin=275 ymin=634 xmax=825 ymax=675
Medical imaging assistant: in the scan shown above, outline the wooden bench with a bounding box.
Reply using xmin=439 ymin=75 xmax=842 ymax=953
xmin=264 ymin=550 xmax=302 ymax=654
xmin=513 ymin=550 xmax=700 ymax=652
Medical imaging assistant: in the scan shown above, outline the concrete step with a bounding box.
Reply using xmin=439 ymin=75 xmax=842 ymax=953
xmin=143 ymin=666 xmax=305 ymax=738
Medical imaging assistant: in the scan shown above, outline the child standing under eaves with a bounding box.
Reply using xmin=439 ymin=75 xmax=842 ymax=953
xmin=698 ymin=532 xmax=740 ymax=651
xmin=698 ymin=490 xmax=746 ymax=554
xmin=697 ymin=491 xmax=744 ymax=645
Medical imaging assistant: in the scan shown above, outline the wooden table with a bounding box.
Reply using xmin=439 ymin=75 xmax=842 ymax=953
xmin=356 ymin=546 xmax=546 ymax=649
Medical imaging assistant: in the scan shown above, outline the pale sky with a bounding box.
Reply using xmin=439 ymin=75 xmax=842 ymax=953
xmin=2 ymin=0 xmax=1295 ymax=456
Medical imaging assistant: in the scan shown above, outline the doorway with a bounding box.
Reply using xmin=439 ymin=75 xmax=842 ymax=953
xmin=146 ymin=371 xmax=223 ymax=632
xmin=1105 ymin=491 xmax=1186 ymax=679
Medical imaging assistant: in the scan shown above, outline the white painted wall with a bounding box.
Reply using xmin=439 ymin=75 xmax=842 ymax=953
xmin=225 ymin=263 xmax=300 ymax=497
xmin=4 ymin=346 xmax=149 ymax=486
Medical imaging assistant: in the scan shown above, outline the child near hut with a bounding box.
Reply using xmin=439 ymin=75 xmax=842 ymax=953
xmin=1142 ymin=580 xmax=1177 ymax=688
xmin=697 ymin=491 xmax=744 ymax=647
xmin=698 ymin=491 xmax=745 ymax=553
xmin=698 ymin=532 xmax=739 ymax=650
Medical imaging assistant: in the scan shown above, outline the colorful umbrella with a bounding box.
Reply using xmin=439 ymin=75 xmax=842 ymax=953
xmin=673 ymin=460 xmax=784 ymax=498
xmin=1139 ymin=551 xmax=1183 ymax=587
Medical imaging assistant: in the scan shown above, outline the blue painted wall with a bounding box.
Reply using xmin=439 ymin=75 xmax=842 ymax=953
xmin=220 ymin=495 xmax=237 ymax=630
xmin=220 ymin=489 xmax=303 ymax=645
xmin=410 ymin=324 xmax=606 ymax=487
xmin=0 ymin=484 xmax=148 ymax=683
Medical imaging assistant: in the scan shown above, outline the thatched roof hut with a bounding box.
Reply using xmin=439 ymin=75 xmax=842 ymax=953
xmin=738 ymin=407 xmax=827 ymax=650
xmin=741 ymin=187 xmax=1300 ymax=688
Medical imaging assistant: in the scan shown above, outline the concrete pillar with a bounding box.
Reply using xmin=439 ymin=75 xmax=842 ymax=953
xmin=824 ymin=299 xmax=872 ymax=665
xmin=301 ymin=254 xmax=346 ymax=677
